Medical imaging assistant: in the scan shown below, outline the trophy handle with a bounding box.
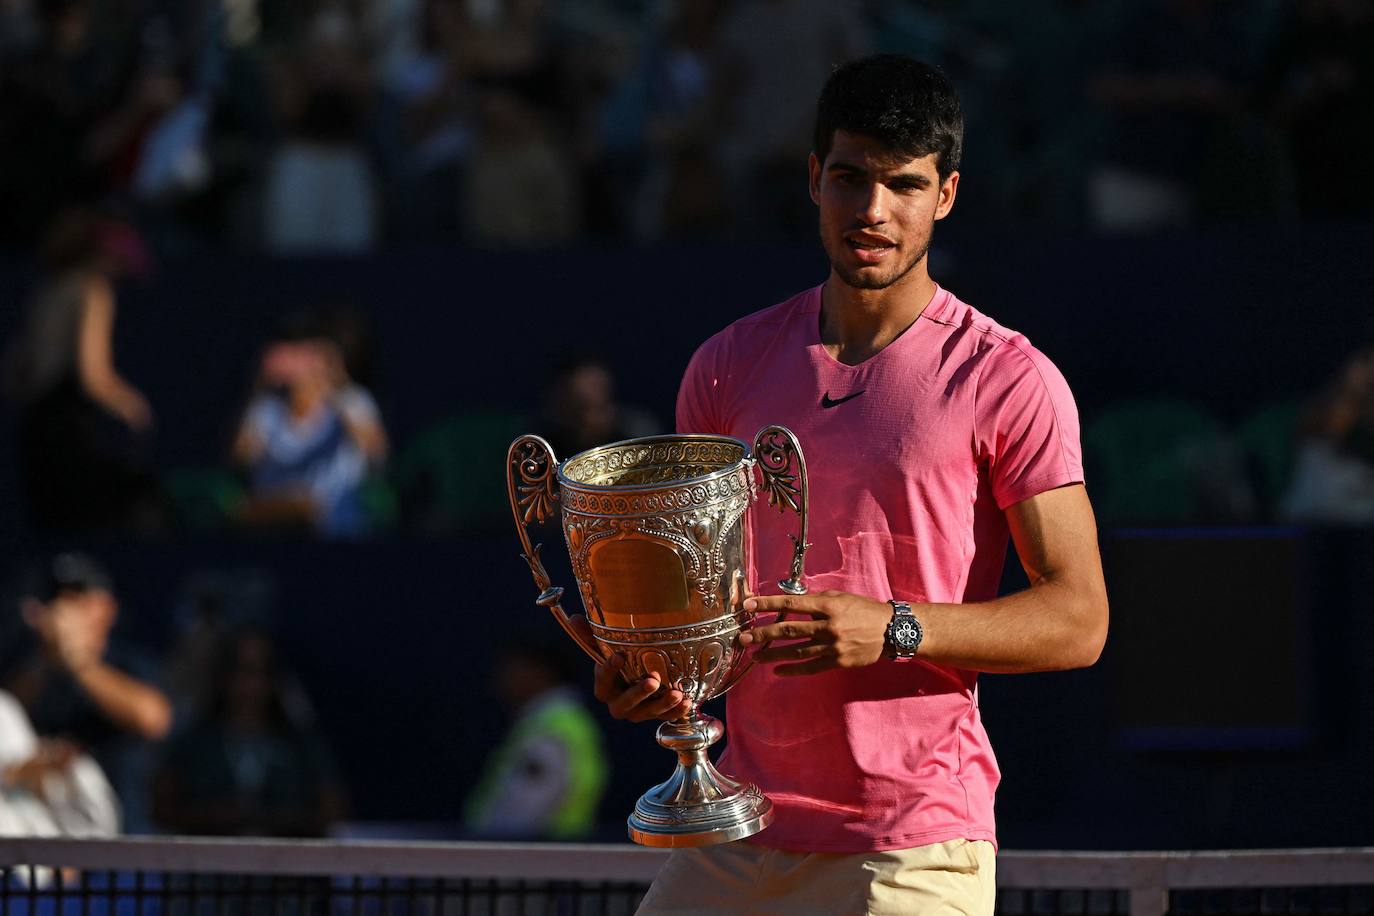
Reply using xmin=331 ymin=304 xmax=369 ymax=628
xmin=506 ymin=435 xmax=604 ymax=663
xmin=750 ymin=425 xmax=811 ymax=595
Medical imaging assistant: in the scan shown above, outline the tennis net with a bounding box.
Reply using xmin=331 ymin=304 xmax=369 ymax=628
xmin=2 ymin=837 xmax=1372 ymax=916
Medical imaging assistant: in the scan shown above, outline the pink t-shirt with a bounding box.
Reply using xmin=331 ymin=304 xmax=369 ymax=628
xmin=675 ymin=284 xmax=1084 ymax=853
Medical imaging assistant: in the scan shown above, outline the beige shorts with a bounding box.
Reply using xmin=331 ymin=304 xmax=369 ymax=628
xmin=636 ymin=837 xmax=996 ymax=916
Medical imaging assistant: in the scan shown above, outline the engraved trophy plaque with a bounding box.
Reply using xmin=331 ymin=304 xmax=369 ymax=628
xmin=505 ymin=428 xmax=810 ymax=847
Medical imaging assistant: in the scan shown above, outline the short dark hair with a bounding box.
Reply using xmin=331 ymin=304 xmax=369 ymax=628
xmin=813 ymin=55 xmax=964 ymax=181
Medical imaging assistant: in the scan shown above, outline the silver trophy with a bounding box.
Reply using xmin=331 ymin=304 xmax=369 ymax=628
xmin=506 ymin=429 xmax=811 ymax=847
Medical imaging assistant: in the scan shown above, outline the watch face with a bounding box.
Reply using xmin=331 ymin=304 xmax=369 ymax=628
xmin=891 ymin=618 xmax=921 ymax=650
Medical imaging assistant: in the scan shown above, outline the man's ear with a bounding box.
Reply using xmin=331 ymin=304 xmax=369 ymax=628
xmin=934 ymin=171 xmax=960 ymax=221
xmin=808 ymin=152 xmax=822 ymax=205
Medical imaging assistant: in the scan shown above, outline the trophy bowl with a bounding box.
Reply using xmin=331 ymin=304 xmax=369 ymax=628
xmin=506 ymin=428 xmax=810 ymax=847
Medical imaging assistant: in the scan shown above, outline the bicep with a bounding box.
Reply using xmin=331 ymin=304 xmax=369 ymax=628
xmin=1005 ymin=484 xmax=1105 ymax=592
xmin=1006 ymin=480 xmax=1110 ymax=668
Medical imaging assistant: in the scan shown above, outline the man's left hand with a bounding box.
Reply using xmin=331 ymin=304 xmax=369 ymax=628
xmin=738 ymin=591 xmax=893 ymax=675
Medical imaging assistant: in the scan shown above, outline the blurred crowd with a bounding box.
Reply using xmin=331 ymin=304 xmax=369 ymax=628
xmin=5 ymin=201 xmax=1374 ymax=538
xmin=0 ymin=551 xmax=609 ymax=842
xmin=1 ymin=0 xmax=1372 ymax=256
xmin=0 ymin=207 xmax=663 ymax=536
xmin=0 ymin=553 xmax=344 ymax=839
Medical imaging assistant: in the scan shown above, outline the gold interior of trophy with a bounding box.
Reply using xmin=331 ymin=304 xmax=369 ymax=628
xmin=561 ymin=436 xmax=746 ymax=489
xmin=589 ymin=540 xmax=690 ymax=615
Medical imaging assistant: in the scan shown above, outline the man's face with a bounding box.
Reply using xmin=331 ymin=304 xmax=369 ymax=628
xmin=23 ymin=588 xmax=116 ymax=659
xmin=809 ymin=131 xmax=958 ymax=291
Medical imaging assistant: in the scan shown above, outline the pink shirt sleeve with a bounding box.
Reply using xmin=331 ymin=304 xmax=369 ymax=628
xmin=973 ymin=338 xmax=1084 ymax=509
xmin=675 ymin=333 xmax=728 ymax=435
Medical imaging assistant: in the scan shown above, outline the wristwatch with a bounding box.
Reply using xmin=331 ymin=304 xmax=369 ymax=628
xmin=885 ymin=600 xmax=923 ymax=659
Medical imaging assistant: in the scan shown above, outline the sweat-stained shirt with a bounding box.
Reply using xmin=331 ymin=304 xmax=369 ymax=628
xmin=675 ymin=283 xmax=1084 ymax=853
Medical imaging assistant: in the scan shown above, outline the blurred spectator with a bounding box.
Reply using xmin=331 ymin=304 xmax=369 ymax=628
xmin=0 ymin=0 xmax=138 ymax=245
xmin=711 ymin=0 xmax=868 ymax=236
xmin=1261 ymin=0 xmax=1374 ymax=219
xmin=0 ymin=553 xmax=172 ymax=833
xmin=464 ymin=639 xmax=608 ymax=841
xmin=2 ymin=209 xmax=162 ymax=532
xmin=231 ymin=311 xmax=389 ymax=538
xmin=452 ymin=0 xmax=550 ymax=85
xmin=4 ymin=0 xmax=1371 ymax=249
xmin=372 ymin=0 xmax=472 ymax=242
xmin=1282 ymin=342 xmax=1374 ymax=523
xmin=931 ymin=2 xmax=1116 ymax=227
xmin=1 ymin=688 xmax=120 ymax=839
xmin=262 ymin=8 xmax=379 ymax=253
xmin=82 ymin=14 xmax=211 ymax=219
xmin=153 ymin=627 xmax=346 ymax=837
xmin=627 ymin=0 xmax=731 ymax=240
xmin=1087 ymin=0 xmax=1286 ymax=231
xmin=164 ymin=582 xmax=231 ymax=727
xmin=463 ymin=84 xmax=580 ymax=246
xmin=540 ymin=354 xmax=660 ymax=460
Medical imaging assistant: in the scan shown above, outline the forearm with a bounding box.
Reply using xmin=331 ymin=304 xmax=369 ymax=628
xmin=744 ymin=488 xmax=1109 ymax=679
xmin=914 ymin=575 xmax=1108 ymax=674
xmin=72 ymin=663 xmax=173 ymax=740
xmin=743 ymin=578 xmax=1107 ymax=678
xmin=341 ymin=415 xmax=387 ymax=464
xmin=915 ymin=484 xmax=1110 ymax=674
xmin=84 ymin=375 xmax=141 ymax=416
xmin=231 ymin=424 xmax=263 ymax=466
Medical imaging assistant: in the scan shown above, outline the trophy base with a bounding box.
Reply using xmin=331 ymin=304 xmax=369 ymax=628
xmin=626 ymin=715 xmax=775 ymax=848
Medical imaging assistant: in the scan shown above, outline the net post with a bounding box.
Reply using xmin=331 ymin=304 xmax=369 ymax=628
xmin=1128 ymin=859 xmax=1167 ymax=916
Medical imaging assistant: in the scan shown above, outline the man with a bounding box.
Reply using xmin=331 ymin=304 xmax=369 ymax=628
xmin=2 ymin=553 xmax=172 ymax=831
xmin=591 ymin=55 xmax=1108 ymax=913
xmin=1 ymin=688 xmax=120 ymax=840
xmin=464 ymin=639 xmax=609 ymax=841
xmin=232 ymin=312 xmax=388 ymax=538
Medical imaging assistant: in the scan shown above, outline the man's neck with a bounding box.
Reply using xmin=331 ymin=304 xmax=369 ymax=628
xmin=819 ymin=269 xmax=938 ymax=367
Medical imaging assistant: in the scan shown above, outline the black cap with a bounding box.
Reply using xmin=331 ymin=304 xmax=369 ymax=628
xmin=28 ymin=552 xmax=114 ymax=603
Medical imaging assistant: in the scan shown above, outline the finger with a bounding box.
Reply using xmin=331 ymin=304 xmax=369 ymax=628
xmin=754 ymin=642 xmax=829 ymax=664
xmin=592 ymin=653 xmax=628 ymax=703
xmin=608 ymin=674 xmax=669 ymax=720
xmin=738 ymin=619 xmax=826 ymax=646
xmin=626 ymin=688 xmax=689 ymax=723
xmin=606 ymin=675 xmax=659 ymax=719
xmin=743 ymin=594 xmax=828 ymax=618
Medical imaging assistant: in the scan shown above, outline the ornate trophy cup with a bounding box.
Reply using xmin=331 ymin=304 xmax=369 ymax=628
xmin=505 ymin=429 xmax=810 ymax=847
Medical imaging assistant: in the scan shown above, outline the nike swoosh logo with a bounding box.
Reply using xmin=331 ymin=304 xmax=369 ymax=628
xmin=820 ymin=390 xmax=866 ymax=408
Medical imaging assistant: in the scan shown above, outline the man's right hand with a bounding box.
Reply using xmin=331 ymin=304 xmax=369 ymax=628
xmin=567 ymin=614 xmax=693 ymax=722
xmin=593 ymin=653 xmax=693 ymax=722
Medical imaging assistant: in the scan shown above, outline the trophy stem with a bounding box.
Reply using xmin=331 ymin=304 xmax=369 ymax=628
xmin=627 ymin=712 xmax=774 ymax=847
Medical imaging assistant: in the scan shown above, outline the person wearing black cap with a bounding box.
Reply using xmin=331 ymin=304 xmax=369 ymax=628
xmin=1 ymin=553 xmax=172 ymax=829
